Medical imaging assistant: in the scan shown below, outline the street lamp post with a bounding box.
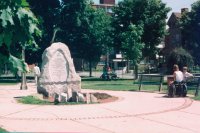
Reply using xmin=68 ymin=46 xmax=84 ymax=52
xmin=20 ymin=46 xmax=27 ymax=90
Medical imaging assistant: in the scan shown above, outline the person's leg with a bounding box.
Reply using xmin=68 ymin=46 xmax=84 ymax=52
xmin=168 ymin=83 xmax=175 ymax=97
xmin=182 ymin=83 xmax=187 ymax=97
xmin=172 ymin=83 xmax=176 ymax=97
xmin=35 ymin=76 xmax=38 ymax=85
xmin=168 ymin=85 xmax=172 ymax=97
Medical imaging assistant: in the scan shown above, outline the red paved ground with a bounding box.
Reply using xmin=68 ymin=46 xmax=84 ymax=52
xmin=0 ymin=83 xmax=200 ymax=133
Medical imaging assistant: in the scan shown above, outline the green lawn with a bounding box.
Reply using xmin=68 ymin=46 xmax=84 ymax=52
xmin=193 ymin=95 xmax=200 ymax=100
xmin=187 ymin=86 xmax=198 ymax=96
xmin=81 ymin=78 xmax=168 ymax=92
xmin=0 ymin=127 xmax=8 ymax=132
xmin=81 ymin=78 xmax=198 ymax=96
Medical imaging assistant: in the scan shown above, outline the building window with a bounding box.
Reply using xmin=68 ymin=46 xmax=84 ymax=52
xmin=175 ymin=34 xmax=180 ymax=41
xmin=106 ymin=7 xmax=112 ymax=13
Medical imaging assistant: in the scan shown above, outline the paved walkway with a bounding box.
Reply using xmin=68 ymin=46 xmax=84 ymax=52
xmin=0 ymin=83 xmax=200 ymax=133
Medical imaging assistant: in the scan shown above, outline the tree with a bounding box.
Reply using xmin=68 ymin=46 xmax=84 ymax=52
xmin=0 ymin=0 xmax=41 ymax=73
xmin=181 ymin=1 xmax=200 ymax=65
xmin=60 ymin=0 xmax=111 ymax=77
xmin=121 ymin=24 xmax=144 ymax=79
xmin=27 ymin=0 xmax=111 ymax=77
xmin=112 ymin=0 xmax=170 ymax=58
xmin=26 ymin=0 xmax=61 ymax=64
xmin=166 ymin=47 xmax=194 ymax=74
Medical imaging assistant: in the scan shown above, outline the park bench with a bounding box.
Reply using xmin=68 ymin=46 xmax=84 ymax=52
xmin=136 ymin=74 xmax=164 ymax=91
xmin=167 ymin=74 xmax=200 ymax=97
xmin=186 ymin=75 xmax=200 ymax=96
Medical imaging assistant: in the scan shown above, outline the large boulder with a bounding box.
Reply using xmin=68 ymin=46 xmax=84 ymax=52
xmin=38 ymin=42 xmax=81 ymax=100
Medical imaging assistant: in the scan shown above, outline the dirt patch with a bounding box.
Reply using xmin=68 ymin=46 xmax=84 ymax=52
xmin=92 ymin=92 xmax=118 ymax=103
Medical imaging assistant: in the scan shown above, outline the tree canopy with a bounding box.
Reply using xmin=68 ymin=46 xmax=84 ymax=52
xmin=166 ymin=47 xmax=194 ymax=74
xmin=60 ymin=0 xmax=111 ymax=76
xmin=60 ymin=0 xmax=111 ymax=58
xmin=112 ymin=0 xmax=170 ymax=59
xmin=0 ymin=0 xmax=41 ymax=73
xmin=120 ymin=24 xmax=144 ymax=64
xmin=26 ymin=0 xmax=61 ymax=64
xmin=181 ymin=1 xmax=200 ymax=65
xmin=28 ymin=0 xmax=111 ymax=76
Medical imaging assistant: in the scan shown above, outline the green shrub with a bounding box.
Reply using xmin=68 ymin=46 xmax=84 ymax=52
xmin=166 ymin=47 xmax=194 ymax=74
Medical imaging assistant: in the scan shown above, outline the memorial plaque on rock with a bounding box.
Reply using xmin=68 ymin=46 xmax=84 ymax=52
xmin=38 ymin=42 xmax=81 ymax=100
xmin=49 ymin=50 xmax=68 ymax=89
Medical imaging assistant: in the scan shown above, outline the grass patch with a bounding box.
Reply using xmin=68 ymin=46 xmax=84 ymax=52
xmin=17 ymin=95 xmax=85 ymax=105
xmin=82 ymin=78 xmax=198 ymax=96
xmin=82 ymin=79 xmax=138 ymax=91
xmin=184 ymin=85 xmax=198 ymax=95
xmin=17 ymin=95 xmax=51 ymax=105
xmin=81 ymin=78 xmax=168 ymax=92
xmin=193 ymin=95 xmax=200 ymax=101
xmin=0 ymin=127 xmax=8 ymax=132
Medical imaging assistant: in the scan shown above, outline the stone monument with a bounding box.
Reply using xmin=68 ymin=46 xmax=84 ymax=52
xmin=38 ymin=42 xmax=81 ymax=101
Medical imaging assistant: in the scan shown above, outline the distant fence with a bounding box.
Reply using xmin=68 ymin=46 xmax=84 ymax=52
xmin=0 ymin=73 xmax=34 ymax=83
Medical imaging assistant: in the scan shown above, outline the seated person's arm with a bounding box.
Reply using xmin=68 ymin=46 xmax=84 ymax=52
xmin=186 ymin=72 xmax=194 ymax=80
xmin=173 ymin=72 xmax=176 ymax=81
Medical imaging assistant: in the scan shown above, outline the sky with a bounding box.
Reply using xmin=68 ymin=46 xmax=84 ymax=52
xmin=162 ymin=0 xmax=197 ymax=18
xmin=93 ymin=0 xmax=198 ymax=19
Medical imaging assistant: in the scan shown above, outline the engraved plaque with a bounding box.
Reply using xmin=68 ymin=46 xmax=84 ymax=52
xmin=49 ymin=51 xmax=68 ymax=89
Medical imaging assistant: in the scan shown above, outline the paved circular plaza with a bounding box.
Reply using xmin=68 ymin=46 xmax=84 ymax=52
xmin=0 ymin=83 xmax=200 ymax=133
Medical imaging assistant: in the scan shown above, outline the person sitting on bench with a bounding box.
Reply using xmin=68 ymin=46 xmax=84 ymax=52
xmin=168 ymin=64 xmax=184 ymax=97
xmin=182 ymin=66 xmax=193 ymax=94
xmin=182 ymin=66 xmax=193 ymax=82
xmin=173 ymin=64 xmax=184 ymax=83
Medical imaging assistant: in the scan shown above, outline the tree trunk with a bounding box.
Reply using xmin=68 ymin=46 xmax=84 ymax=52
xmin=126 ymin=59 xmax=129 ymax=73
xmin=134 ymin=64 xmax=138 ymax=80
xmin=89 ymin=60 xmax=92 ymax=77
